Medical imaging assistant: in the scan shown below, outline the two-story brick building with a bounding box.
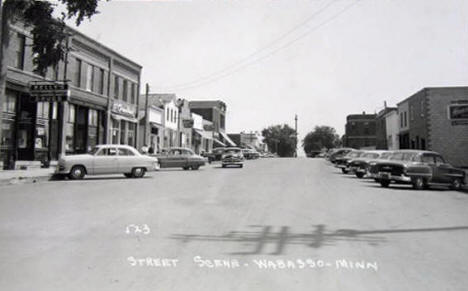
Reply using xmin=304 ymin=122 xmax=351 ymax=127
xmin=397 ymin=87 xmax=468 ymax=167
xmin=343 ymin=113 xmax=377 ymax=149
xmin=0 ymin=22 xmax=141 ymax=168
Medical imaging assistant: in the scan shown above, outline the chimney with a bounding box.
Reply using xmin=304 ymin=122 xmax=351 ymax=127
xmin=362 ymin=111 xmax=366 ymax=115
xmin=384 ymin=101 xmax=387 ymax=108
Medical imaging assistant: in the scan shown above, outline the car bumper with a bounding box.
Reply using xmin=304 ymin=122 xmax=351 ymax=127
xmin=377 ymin=172 xmax=412 ymax=183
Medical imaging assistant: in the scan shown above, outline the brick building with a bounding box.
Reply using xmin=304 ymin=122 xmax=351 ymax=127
xmin=0 ymin=22 xmax=141 ymax=168
xmin=343 ymin=113 xmax=377 ymax=149
xmin=397 ymin=87 xmax=468 ymax=167
xmin=375 ymin=106 xmax=397 ymax=149
xmin=189 ymin=100 xmax=236 ymax=147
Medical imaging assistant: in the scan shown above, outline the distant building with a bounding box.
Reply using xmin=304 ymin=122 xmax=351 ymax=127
xmin=375 ymin=105 xmax=397 ymax=149
xmin=384 ymin=108 xmax=399 ymax=150
xmin=397 ymin=87 xmax=468 ymax=167
xmin=189 ymin=100 xmax=236 ymax=147
xmin=228 ymin=131 xmax=266 ymax=151
xmin=343 ymin=113 xmax=377 ymax=149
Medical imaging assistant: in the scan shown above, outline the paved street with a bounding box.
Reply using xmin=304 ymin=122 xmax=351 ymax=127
xmin=1 ymin=158 xmax=468 ymax=291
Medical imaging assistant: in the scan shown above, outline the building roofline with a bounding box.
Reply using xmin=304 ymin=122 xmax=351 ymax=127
xmin=397 ymin=86 xmax=468 ymax=106
xmin=66 ymin=26 xmax=142 ymax=69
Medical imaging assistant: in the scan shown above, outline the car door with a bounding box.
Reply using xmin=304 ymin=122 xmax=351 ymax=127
xmin=433 ymin=155 xmax=452 ymax=183
xmin=169 ymin=149 xmax=186 ymax=167
xmin=117 ymin=147 xmax=137 ymax=173
xmin=93 ymin=147 xmax=118 ymax=174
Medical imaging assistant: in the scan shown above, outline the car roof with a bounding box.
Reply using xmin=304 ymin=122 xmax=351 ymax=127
xmin=96 ymin=144 xmax=135 ymax=149
xmin=165 ymin=147 xmax=193 ymax=151
xmin=225 ymin=147 xmax=241 ymax=150
xmin=393 ymin=149 xmax=440 ymax=155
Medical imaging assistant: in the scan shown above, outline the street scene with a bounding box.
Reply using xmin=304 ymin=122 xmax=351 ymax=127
xmin=0 ymin=0 xmax=468 ymax=290
xmin=1 ymin=158 xmax=468 ymax=291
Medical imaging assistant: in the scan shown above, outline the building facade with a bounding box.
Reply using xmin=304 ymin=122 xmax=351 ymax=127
xmin=191 ymin=113 xmax=213 ymax=154
xmin=375 ymin=106 xmax=397 ymax=149
xmin=189 ymin=100 xmax=236 ymax=147
xmin=384 ymin=108 xmax=399 ymax=150
xmin=0 ymin=23 xmax=141 ymax=169
xmin=397 ymin=87 xmax=468 ymax=167
xmin=343 ymin=113 xmax=377 ymax=149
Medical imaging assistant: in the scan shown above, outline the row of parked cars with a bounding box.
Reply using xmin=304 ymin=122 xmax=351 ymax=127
xmin=326 ymin=148 xmax=467 ymax=191
xmin=55 ymin=144 xmax=272 ymax=180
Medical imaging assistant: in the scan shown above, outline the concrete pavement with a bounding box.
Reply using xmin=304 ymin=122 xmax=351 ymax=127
xmin=1 ymin=158 xmax=468 ymax=291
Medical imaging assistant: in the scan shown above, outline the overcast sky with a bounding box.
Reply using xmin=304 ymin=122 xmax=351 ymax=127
xmin=63 ymin=0 xmax=468 ymax=141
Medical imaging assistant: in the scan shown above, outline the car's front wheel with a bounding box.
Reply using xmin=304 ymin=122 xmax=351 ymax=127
xmin=380 ymin=180 xmax=390 ymax=188
xmin=132 ymin=167 xmax=146 ymax=178
xmin=239 ymin=164 xmax=243 ymax=168
xmin=412 ymin=177 xmax=426 ymax=190
xmin=356 ymin=172 xmax=364 ymax=178
xmin=69 ymin=165 xmax=86 ymax=180
xmin=124 ymin=173 xmax=132 ymax=178
xmin=450 ymin=178 xmax=462 ymax=191
xmin=341 ymin=168 xmax=348 ymax=174
xmin=191 ymin=165 xmax=200 ymax=170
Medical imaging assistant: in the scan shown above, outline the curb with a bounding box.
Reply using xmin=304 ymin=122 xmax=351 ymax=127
xmin=0 ymin=174 xmax=53 ymax=187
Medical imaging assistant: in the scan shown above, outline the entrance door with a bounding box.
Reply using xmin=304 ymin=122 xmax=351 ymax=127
xmin=75 ymin=106 xmax=88 ymax=153
xmin=17 ymin=97 xmax=36 ymax=160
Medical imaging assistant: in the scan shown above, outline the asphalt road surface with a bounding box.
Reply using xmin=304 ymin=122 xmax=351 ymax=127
xmin=1 ymin=158 xmax=468 ymax=291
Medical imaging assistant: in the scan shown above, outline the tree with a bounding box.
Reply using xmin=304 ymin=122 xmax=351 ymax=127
xmin=0 ymin=0 xmax=101 ymax=162
xmin=302 ymin=125 xmax=340 ymax=155
xmin=261 ymin=124 xmax=297 ymax=157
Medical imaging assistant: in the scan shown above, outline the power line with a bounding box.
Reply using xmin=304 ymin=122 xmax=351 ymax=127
xmin=153 ymin=0 xmax=338 ymax=91
xmin=160 ymin=0 xmax=361 ymax=92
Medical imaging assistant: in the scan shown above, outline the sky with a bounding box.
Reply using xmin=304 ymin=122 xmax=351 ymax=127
xmin=62 ymin=0 xmax=468 ymax=144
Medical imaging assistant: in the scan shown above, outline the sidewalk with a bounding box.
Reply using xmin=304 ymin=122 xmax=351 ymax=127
xmin=0 ymin=167 xmax=56 ymax=186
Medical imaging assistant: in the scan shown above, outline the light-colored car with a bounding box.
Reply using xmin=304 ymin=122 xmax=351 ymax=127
xmin=55 ymin=144 xmax=159 ymax=179
xmin=156 ymin=147 xmax=206 ymax=170
xmin=222 ymin=147 xmax=244 ymax=168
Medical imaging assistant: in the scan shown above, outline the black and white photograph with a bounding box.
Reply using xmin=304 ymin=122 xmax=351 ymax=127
xmin=0 ymin=0 xmax=467 ymax=290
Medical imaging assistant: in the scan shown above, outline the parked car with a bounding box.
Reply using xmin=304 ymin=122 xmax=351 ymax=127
xmin=200 ymin=151 xmax=215 ymax=163
xmin=334 ymin=150 xmax=364 ymax=174
xmin=55 ymin=144 xmax=159 ymax=179
xmin=373 ymin=150 xmax=466 ymax=190
xmin=306 ymin=151 xmax=321 ymax=158
xmin=242 ymin=148 xmax=260 ymax=160
xmin=156 ymin=147 xmax=205 ymax=170
xmin=348 ymin=150 xmax=391 ymax=178
xmin=221 ymin=147 xmax=244 ymax=168
xmin=211 ymin=147 xmax=226 ymax=161
xmin=328 ymin=148 xmax=354 ymax=163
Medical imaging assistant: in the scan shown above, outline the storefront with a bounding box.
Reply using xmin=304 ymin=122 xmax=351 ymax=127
xmin=110 ymin=99 xmax=138 ymax=147
xmin=148 ymin=106 xmax=164 ymax=153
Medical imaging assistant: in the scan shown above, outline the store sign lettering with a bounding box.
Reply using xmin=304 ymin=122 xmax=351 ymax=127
xmin=29 ymin=82 xmax=70 ymax=102
xmin=182 ymin=119 xmax=194 ymax=128
xmin=112 ymin=101 xmax=136 ymax=117
xmin=449 ymin=105 xmax=468 ymax=120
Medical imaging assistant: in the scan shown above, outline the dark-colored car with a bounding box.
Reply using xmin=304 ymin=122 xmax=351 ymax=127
xmin=348 ymin=150 xmax=392 ymax=178
xmin=334 ymin=150 xmax=364 ymax=174
xmin=222 ymin=147 xmax=244 ymax=168
xmin=242 ymin=148 xmax=260 ymax=160
xmin=306 ymin=151 xmax=321 ymax=158
xmin=328 ymin=148 xmax=354 ymax=163
xmin=156 ymin=147 xmax=206 ymax=170
xmin=373 ymin=150 xmax=466 ymax=190
xmin=211 ymin=147 xmax=226 ymax=161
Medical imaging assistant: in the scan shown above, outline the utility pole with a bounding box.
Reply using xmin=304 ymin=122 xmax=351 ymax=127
xmin=143 ymin=83 xmax=149 ymax=147
xmin=294 ymin=114 xmax=298 ymax=158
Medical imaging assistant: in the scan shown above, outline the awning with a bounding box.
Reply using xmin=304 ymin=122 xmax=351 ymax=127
xmin=213 ymin=138 xmax=226 ymax=147
xmin=193 ymin=129 xmax=213 ymax=140
xmin=150 ymin=122 xmax=163 ymax=128
xmin=111 ymin=113 xmax=138 ymax=123
xmin=220 ymin=132 xmax=236 ymax=146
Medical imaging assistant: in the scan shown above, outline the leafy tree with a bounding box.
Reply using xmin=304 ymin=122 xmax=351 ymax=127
xmin=262 ymin=124 xmax=297 ymax=157
xmin=302 ymin=125 xmax=340 ymax=154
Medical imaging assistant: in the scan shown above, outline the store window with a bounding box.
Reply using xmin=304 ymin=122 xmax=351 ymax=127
xmin=36 ymin=102 xmax=49 ymax=119
xmin=88 ymin=109 xmax=98 ymax=150
xmin=127 ymin=123 xmax=135 ymax=146
xmin=112 ymin=119 xmax=120 ymax=144
xmin=120 ymin=120 xmax=126 ymax=144
xmin=66 ymin=104 xmax=75 ymax=152
xmin=3 ymin=92 xmax=16 ymax=113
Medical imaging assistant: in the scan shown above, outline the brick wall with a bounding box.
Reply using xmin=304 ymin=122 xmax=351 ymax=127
xmin=427 ymin=87 xmax=468 ymax=167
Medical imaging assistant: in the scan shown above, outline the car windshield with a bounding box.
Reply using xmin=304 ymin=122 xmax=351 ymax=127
xmin=363 ymin=153 xmax=379 ymax=158
xmin=379 ymin=152 xmax=392 ymax=159
xmin=347 ymin=152 xmax=362 ymax=158
xmin=225 ymin=149 xmax=241 ymax=154
xmin=390 ymin=152 xmax=419 ymax=161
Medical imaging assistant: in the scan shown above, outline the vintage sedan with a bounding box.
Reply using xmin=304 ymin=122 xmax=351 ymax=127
xmin=55 ymin=144 xmax=159 ymax=179
xmin=156 ymin=147 xmax=206 ymax=170
xmin=348 ymin=150 xmax=391 ymax=178
xmin=221 ymin=147 xmax=244 ymax=168
xmin=373 ymin=150 xmax=466 ymax=190
xmin=334 ymin=150 xmax=364 ymax=174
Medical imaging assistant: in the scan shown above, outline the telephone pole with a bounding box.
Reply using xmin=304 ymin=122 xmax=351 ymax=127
xmin=294 ymin=114 xmax=298 ymax=158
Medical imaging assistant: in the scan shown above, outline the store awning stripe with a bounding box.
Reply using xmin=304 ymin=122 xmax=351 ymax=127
xmin=193 ymin=129 xmax=213 ymax=140
xmin=213 ymin=138 xmax=226 ymax=147
xmin=220 ymin=132 xmax=236 ymax=146
xmin=111 ymin=113 xmax=138 ymax=123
